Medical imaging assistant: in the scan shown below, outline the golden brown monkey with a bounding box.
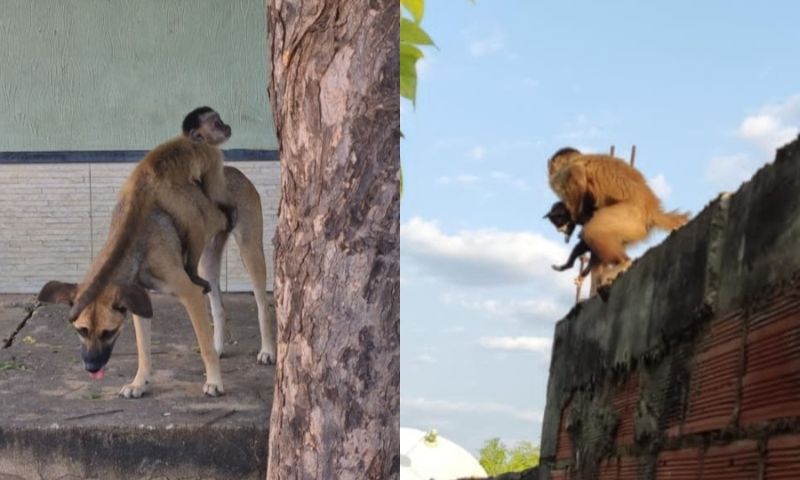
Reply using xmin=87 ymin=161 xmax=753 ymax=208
xmin=548 ymin=147 xmax=689 ymax=284
xmin=70 ymin=107 xmax=234 ymax=318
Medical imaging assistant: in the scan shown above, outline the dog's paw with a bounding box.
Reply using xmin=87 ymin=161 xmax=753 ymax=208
xmin=119 ymin=382 xmax=148 ymax=399
xmin=257 ymin=348 xmax=276 ymax=365
xmin=203 ymin=382 xmax=225 ymax=397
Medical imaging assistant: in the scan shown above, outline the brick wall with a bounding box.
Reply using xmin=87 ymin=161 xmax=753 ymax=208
xmin=538 ymin=135 xmax=800 ymax=479
xmin=0 ymin=159 xmax=279 ymax=293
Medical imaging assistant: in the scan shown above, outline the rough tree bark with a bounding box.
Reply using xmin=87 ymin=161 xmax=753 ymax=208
xmin=266 ymin=1 xmax=399 ymax=479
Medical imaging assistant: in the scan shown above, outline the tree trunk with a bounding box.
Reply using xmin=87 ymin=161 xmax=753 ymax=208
xmin=266 ymin=1 xmax=399 ymax=479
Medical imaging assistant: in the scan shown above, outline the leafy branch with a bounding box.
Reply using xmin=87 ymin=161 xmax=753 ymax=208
xmin=400 ymin=0 xmax=435 ymax=106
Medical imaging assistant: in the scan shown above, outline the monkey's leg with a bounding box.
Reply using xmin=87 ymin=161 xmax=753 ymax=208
xmin=552 ymin=239 xmax=591 ymax=271
xmin=156 ymin=186 xmax=223 ymax=294
xmin=582 ymin=203 xmax=646 ymax=299
xmin=200 ymin=161 xmax=237 ymax=232
xmin=581 ymin=203 xmax=647 ymax=266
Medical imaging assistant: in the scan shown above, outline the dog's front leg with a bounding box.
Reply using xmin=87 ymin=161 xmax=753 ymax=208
xmin=119 ymin=314 xmax=152 ymax=399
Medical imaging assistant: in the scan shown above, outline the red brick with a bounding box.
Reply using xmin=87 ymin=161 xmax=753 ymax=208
xmin=597 ymin=458 xmax=618 ymax=480
xmin=696 ymin=310 xmax=745 ymax=354
xmin=655 ymin=447 xmax=701 ymax=480
xmin=617 ymin=457 xmax=640 ymax=480
xmin=699 ymin=440 xmax=759 ymax=479
xmin=555 ymin=397 xmax=573 ymax=461
xmin=612 ymin=374 xmax=640 ymax=446
xmin=766 ymin=434 xmax=800 ymax=480
xmin=748 ymin=290 xmax=800 ymax=331
xmin=682 ymin=333 xmax=741 ymax=435
xmin=740 ymin=300 xmax=800 ymax=425
xmin=550 ymin=469 xmax=568 ymax=480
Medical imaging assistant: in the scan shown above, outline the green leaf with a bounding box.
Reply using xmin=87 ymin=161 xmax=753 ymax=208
xmin=400 ymin=43 xmax=423 ymax=104
xmin=400 ymin=0 xmax=424 ymax=23
xmin=400 ymin=17 xmax=435 ymax=46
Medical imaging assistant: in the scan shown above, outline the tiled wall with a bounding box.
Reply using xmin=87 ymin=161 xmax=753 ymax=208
xmin=0 ymin=160 xmax=279 ymax=293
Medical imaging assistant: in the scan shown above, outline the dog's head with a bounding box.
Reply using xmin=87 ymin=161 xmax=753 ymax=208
xmin=37 ymin=281 xmax=152 ymax=378
xmin=544 ymin=201 xmax=572 ymax=232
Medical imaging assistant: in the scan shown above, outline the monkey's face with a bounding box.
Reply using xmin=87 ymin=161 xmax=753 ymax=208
xmin=544 ymin=201 xmax=572 ymax=231
xmin=192 ymin=110 xmax=232 ymax=146
xmin=37 ymin=281 xmax=152 ymax=379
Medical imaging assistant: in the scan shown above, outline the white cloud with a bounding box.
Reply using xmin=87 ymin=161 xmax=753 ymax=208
xmin=415 ymin=354 xmax=437 ymax=364
xmin=400 ymin=217 xmax=574 ymax=291
xmin=478 ymin=336 xmax=552 ymax=355
xmin=401 ymin=397 xmax=543 ymax=423
xmin=649 ymin=173 xmax=672 ymax=199
xmin=468 ymin=146 xmax=486 ymax=160
xmin=490 ymin=171 xmax=530 ymax=191
xmin=469 ymin=30 xmax=505 ymax=57
xmin=520 ymin=77 xmax=538 ymax=89
xmin=705 ymin=153 xmax=753 ymax=190
xmin=438 ymin=174 xmax=480 ymax=186
xmin=558 ymin=114 xmax=603 ymax=142
xmin=738 ymin=94 xmax=800 ymax=152
xmin=442 ymin=294 xmax=561 ymax=323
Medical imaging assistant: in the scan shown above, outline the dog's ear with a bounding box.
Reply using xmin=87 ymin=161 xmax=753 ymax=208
xmin=38 ymin=281 xmax=78 ymax=305
xmin=114 ymin=284 xmax=153 ymax=318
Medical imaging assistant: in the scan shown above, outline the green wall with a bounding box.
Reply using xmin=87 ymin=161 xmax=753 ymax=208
xmin=0 ymin=0 xmax=276 ymax=151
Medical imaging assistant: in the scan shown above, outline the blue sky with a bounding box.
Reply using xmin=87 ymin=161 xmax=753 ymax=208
xmin=400 ymin=1 xmax=800 ymax=455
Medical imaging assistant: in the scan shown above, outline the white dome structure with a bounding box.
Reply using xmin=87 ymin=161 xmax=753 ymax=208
xmin=400 ymin=427 xmax=488 ymax=480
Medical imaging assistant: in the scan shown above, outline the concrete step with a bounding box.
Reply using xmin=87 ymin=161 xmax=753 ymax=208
xmin=0 ymin=293 xmax=273 ymax=479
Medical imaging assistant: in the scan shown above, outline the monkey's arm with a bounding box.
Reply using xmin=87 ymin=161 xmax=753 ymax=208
xmin=560 ymin=163 xmax=588 ymax=222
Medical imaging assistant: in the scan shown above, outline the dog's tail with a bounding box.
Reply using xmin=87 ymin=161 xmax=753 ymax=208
xmin=70 ymin=175 xmax=153 ymax=319
xmin=651 ymin=208 xmax=690 ymax=232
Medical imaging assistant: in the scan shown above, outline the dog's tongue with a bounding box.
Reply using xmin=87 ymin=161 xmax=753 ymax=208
xmin=88 ymin=368 xmax=105 ymax=380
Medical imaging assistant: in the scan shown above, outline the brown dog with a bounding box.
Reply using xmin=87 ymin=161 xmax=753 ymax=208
xmin=37 ymin=166 xmax=274 ymax=398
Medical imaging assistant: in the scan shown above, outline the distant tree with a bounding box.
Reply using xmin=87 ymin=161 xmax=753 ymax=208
xmin=479 ymin=438 xmax=540 ymax=476
xmin=479 ymin=438 xmax=508 ymax=476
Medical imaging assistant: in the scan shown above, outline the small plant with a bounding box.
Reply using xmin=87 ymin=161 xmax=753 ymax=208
xmin=0 ymin=361 xmax=28 ymax=371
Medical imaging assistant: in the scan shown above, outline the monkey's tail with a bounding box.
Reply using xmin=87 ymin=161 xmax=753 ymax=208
xmin=651 ymin=209 xmax=690 ymax=232
xmin=69 ymin=177 xmax=152 ymax=319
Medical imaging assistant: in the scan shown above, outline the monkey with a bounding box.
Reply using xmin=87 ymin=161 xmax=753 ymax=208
xmin=69 ymin=107 xmax=234 ymax=320
xmin=547 ymin=147 xmax=689 ymax=286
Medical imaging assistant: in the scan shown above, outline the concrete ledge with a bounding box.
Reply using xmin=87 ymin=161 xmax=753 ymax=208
xmin=0 ymin=293 xmax=273 ymax=479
